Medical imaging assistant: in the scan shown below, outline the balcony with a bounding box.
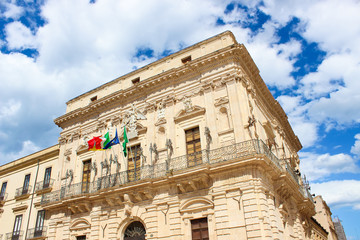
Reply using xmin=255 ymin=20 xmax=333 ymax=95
xmin=35 ymin=179 xmax=54 ymax=194
xmin=15 ymin=186 xmax=32 ymax=200
xmin=26 ymin=227 xmax=47 ymax=239
xmin=6 ymin=231 xmax=23 ymax=240
xmin=0 ymin=193 xmax=8 ymax=206
xmin=41 ymin=139 xmax=313 ymax=205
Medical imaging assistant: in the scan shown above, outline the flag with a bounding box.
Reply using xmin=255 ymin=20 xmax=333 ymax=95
xmin=123 ymin=126 xmax=129 ymax=157
xmin=102 ymin=131 xmax=111 ymax=149
xmin=88 ymin=136 xmax=105 ymax=151
xmin=104 ymin=129 xmax=120 ymax=149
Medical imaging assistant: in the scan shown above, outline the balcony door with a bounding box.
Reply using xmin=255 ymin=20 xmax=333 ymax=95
xmin=12 ymin=215 xmax=22 ymax=240
xmin=22 ymin=174 xmax=30 ymax=195
xmin=82 ymin=160 xmax=91 ymax=193
xmin=0 ymin=182 xmax=7 ymax=200
xmin=191 ymin=217 xmax=209 ymax=240
xmin=43 ymin=167 xmax=52 ymax=189
xmin=34 ymin=210 xmax=45 ymax=237
xmin=186 ymin=127 xmax=202 ymax=167
xmin=128 ymin=145 xmax=141 ymax=182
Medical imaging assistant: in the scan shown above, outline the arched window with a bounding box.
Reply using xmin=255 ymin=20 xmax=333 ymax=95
xmin=124 ymin=221 xmax=146 ymax=240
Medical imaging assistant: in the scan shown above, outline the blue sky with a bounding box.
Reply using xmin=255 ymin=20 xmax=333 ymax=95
xmin=0 ymin=0 xmax=360 ymax=238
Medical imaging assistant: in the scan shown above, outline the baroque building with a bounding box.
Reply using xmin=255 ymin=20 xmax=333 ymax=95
xmin=0 ymin=31 xmax=336 ymax=240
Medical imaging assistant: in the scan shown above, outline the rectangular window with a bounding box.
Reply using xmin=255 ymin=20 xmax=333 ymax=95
xmin=34 ymin=210 xmax=45 ymax=237
xmin=76 ymin=236 xmax=86 ymax=240
xmin=131 ymin=77 xmax=140 ymax=85
xmin=12 ymin=214 xmax=23 ymax=240
xmin=191 ymin=217 xmax=209 ymax=240
xmin=22 ymin=174 xmax=30 ymax=195
xmin=186 ymin=127 xmax=202 ymax=167
xmin=0 ymin=182 xmax=7 ymax=200
xmin=43 ymin=167 xmax=52 ymax=188
xmin=181 ymin=55 xmax=192 ymax=64
xmin=82 ymin=160 xmax=91 ymax=193
xmin=127 ymin=145 xmax=141 ymax=181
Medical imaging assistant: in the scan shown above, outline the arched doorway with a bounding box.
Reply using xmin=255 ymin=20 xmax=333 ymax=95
xmin=124 ymin=221 xmax=146 ymax=240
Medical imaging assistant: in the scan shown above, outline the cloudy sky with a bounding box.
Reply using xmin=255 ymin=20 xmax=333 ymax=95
xmin=0 ymin=0 xmax=359 ymax=238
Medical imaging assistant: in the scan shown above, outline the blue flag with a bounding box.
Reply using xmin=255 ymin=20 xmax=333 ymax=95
xmin=104 ymin=129 xmax=120 ymax=149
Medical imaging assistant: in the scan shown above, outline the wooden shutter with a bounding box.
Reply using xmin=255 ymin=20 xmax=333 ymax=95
xmin=186 ymin=127 xmax=202 ymax=167
xmin=191 ymin=217 xmax=209 ymax=240
xmin=128 ymin=145 xmax=141 ymax=181
xmin=82 ymin=160 xmax=91 ymax=193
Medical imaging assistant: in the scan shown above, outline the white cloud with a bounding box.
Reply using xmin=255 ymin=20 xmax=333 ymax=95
xmin=0 ymin=99 xmax=21 ymax=122
xmin=351 ymin=134 xmax=360 ymax=157
xmin=5 ymin=21 xmax=37 ymax=50
xmin=3 ymin=2 xmax=24 ymax=20
xmin=300 ymin=152 xmax=359 ymax=181
xmin=0 ymin=140 xmax=41 ymax=165
xmin=312 ymin=180 xmax=360 ymax=210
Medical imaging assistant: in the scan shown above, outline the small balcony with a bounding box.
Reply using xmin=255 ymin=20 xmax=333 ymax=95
xmin=26 ymin=227 xmax=47 ymax=239
xmin=15 ymin=186 xmax=32 ymax=200
xmin=6 ymin=231 xmax=23 ymax=240
xmin=35 ymin=179 xmax=54 ymax=194
xmin=0 ymin=193 xmax=8 ymax=206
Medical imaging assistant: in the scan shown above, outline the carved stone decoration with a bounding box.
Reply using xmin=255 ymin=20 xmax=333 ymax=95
xmin=65 ymin=169 xmax=73 ymax=187
xmin=91 ymin=161 xmax=98 ymax=182
xmin=165 ymin=139 xmax=173 ymax=164
xmin=64 ymin=148 xmax=72 ymax=157
xmin=205 ymin=127 xmax=212 ymax=151
xmin=182 ymin=96 xmax=193 ymax=112
xmin=139 ymin=147 xmax=147 ymax=166
xmin=174 ymin=105 xmax=206 ymax=123
xmin=101 ymin=158 xmax=109 ymax=176
xmin=122 ymin=104 xmax=147 ymax=139
xmin=245 ymin=115 xmax=258 ymax=139
xmin=124 ymin=194 xmax=133 ymax=217
xmin=58 ymin=136 xmax=67 ymax=145
xmin=149 ymin=143 xmax=159 ymax=165
xmin=157 ymin=100 xmax=166 ymax=120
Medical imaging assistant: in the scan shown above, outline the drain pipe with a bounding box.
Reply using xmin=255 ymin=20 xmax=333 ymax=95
xmin=25 ymin=159 xmax=40 ymax=239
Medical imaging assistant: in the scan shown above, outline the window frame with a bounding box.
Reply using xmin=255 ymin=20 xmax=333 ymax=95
xmin=191 ymin=217 xmax=209 ymax=240
xmin=12 ymin=214 xmax=23 ymax=239
xmin=127 ymin=144 xmax=141 ymax=181
xmin=82 ymin=160 xmax=91 ymax=193
xmin=185 ymin=127 xmax=202 ymax=167
xmin=43 ymin=167 xmax=52 ymax=188
xmin=0 ymin=181 xmax=7 ymax=199
xmin=22 ymin=174 xmax=31 ymax=195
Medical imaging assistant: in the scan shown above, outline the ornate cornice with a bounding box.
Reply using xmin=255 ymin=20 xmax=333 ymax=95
xmin=54 ymin=40 xmax=301 ymax=153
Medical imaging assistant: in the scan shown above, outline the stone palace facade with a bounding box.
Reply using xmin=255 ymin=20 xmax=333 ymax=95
xmin=0 ymin=31 xmax=335 ymax=240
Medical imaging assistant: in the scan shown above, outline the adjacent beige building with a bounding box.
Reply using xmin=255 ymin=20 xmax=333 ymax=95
xmin=0 ymin=31 xmax=338 ymax=240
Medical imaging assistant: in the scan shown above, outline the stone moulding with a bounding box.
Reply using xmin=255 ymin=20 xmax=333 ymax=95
xmin=179 ymin=197 xmax=214 ymax=214
xmin=174 ymin=105 xmax=206 ymax=123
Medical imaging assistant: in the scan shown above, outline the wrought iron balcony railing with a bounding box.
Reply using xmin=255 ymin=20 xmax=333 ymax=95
xmin=6 ymin=231 xmax=23 ymax=240
xmin=35 ymin=179 xmax=54 ymax=192
xmin=26 ymin=226 xmax=47 ymax=239
xmin=41 ymin=139 xmax=312 ymax=204
xmin=0 ymin=193 xmax=8 ymax=202
xmin=15 ymin=186 xmax=32 ymax=198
